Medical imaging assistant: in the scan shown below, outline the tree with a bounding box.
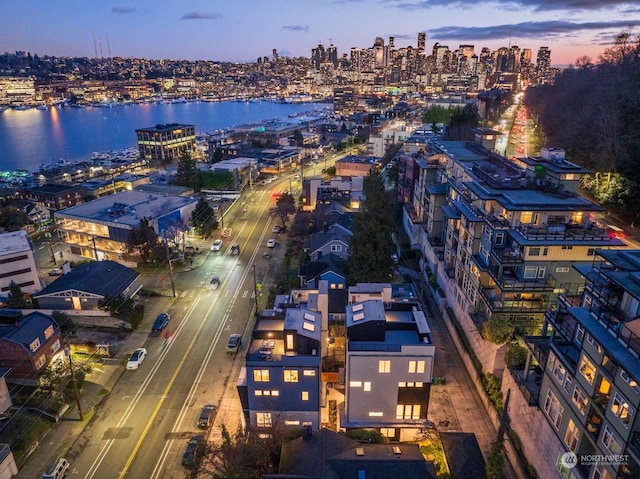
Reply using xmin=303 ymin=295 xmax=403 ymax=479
xmin=347 ymin=173 xmax=395 ymax=284
xmin=51 ymin=310 xmax=77 ymax=336
xmin=482 ymin=316 xmax=514 ymax=344
xmin=7 ymin=281 xmax=27 ymax=308
xmin=274 ymin=192 xmax=296 ymax=229
xmin=292 ymin=129 xmax=304 ymax=147
xmin=445 ymin=103 xmax=481 ymax=141
xmin=175 ymin=150 xmax=199 ymax=189
xmin=126 ymin=218 xmax=158 ymax=263
xmin=192 ymin=198 xmax=217 ymax=237
xmin=38 ymin=357 xmax=92 ymax=400
xmin=421 ymin=105 xmax=452 ymax=125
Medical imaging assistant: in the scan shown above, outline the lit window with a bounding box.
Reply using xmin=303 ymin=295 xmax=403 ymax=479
xmin=303 ymin=370 xmax=316 ymax=376
xmin=380 ymin=428 xmax=395 ymax=437
xmin=364 ymin=382 xmax=371 ymax=392
xmin=50 ymin=339 xmax=61 ymax=354
xmin=30 ymin=338 xmax=40 ymax=352
xmin=611 ymin=392 xmax=633 ymax=427
xmin=284 ymin=370 xmax=299 ymax=382
xmin=396 ymin=404 xmax=421 ymax=419
xmin=350 ymin=381 xmax=362 ymax=387
xmin=368 ymin=412 xmax=383 ymax=417
xmin=564 ymin=419 xmax=580 ymax=453
xmin=272 ymin=390 xmax=279 ymax=396
xmin=44 ymin=325 xmax=54 ymax=339
xmin=34 ymin=355 xmax=46 ymax=370
xmin=602 ymin=425 xmax=622 ymax=455
xmin=579 ymin=355 xmax=596 ymax=385
xmin=379 ymin=360 xmax=391 ymax=373
xmin=302 ymin=391 xmax=309 ymax=401
xmin=620 ymin=370 xmax=640 ymax=394
xmin=256 ymin=412 xmax=272 ymax=427
xmin=254 ymin=370 xmax=270 ymax=382
xmin=408 ymin=360 xmax=425 ymax=374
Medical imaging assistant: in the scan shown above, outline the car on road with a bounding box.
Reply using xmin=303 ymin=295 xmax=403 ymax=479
xmin=230 ymin=244 xmax=240 ymax=255
xmin=211 ymin=239 xmax=223 ymax=251
xmin=48 ymin=268 xmax=63 ymax=276
xmin=126 ymin=348 xmax=147 ymax=370
xmin=181 ymin=435 xmax=205 ymax=467
xmin=272 ymin=225 xmax=282 ymax=233
xmin=198 ymin=404 xmax=216 ymax=429
xmin=209 ymin=277 xmax=220 ymax=290
xmin=266 ymin=239 xmax=276 ymax=248
xmin=226 ymin=334 xmax=242 ymax=354
xmin=152 ymin=313 xmax=170 ymax=332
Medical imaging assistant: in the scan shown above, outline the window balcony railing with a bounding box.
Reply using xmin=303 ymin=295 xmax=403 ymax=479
xmin=515 ymin=224 xmax=610 ymax=241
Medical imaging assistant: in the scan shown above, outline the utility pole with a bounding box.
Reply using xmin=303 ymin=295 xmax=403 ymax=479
xmin=46 ymin=233 xmax=56 ymax=265
xmin=65 ymin=339 xmax=83 ymax=420
xmin=252 ymin=263 xmax=259 ymax=315
xmin=164 ymin=238 xmax=176 ymax=298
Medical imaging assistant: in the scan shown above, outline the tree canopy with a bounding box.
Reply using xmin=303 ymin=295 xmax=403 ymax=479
xmin=347 ymin=173 xmax=395 ymax=284
xmin=175 ymin=150 xmax=199 ymax=189
xmin=274 ymin=192 xmax=296 ymax=229
xmin=192 ymin=198 xmax=217 ymax=237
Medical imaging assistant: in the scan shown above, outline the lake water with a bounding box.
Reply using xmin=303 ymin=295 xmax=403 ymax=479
xmin=0 ymin=100 xmax=329 ymax=173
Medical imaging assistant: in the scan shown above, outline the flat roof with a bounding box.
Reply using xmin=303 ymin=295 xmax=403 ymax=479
xmin=55 ymin=190 xmax=197 ymax=227
xmin=0 ymin=230 xmax=30 ymax=256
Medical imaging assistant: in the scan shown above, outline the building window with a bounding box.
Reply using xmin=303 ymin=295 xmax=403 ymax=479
xmin=363 ymin=382 xmax=371 ymax=392
xmin=50 ymin=339 xmax=61 ymax=354
xmin=302 ymin=391 xmax=309 ymax=401
xmin=34 ymin=355 xmax=46 ymax=370
xmin=563 ymin=373 xmax=573 ymax=394
xmin=529 ymin=247 xmax=540 ymax=256
xmin=611 ymin=392 xmax=633 ymax=427
xmin=303 ymin=370 xmax=316 ymax=376
xmin=378 ymin=360 xmax=391 ymax=373
xmin=44 ymin=325 xmax=54 ymax=339
xmin=350 ymin=381 xmax=362 ymax=387
xmin=579 ymin=355 xmax=596 ymax=385
xmin=254 ymin=370 xmax=270 ymax=382
xmin=544 ymin=388 xmax=564 ymax=429
xmin=494 ymin=232 xmax=505 ymax=246
xmin=555 ymin=267 xmax=570 ymax=273
xmin=256 ymin=412 xmax=272 ymax=427
xmin=586 ymin=334 xmax=602 ymax=353
xmin=29 ymin=338 xmax=40 ymax=352
xmin=564 ymin=419 xmax=580 ymax=453
xmin=601 ymin=425 xmax=622 ymax=455
xmin=330 ymin=244 xmax=342 ymax=252
xmin=284 ymin=370 xmax=299 ymax=382
xmin=591 ymin=465 xmax=612 ymax=479
xmin=620 ymin=369 xmax=640 ymax=395
xmin=380 ymin=428 xmax=395 ymax=438
xmin=408 ymin=360 xmax=425 ymax=374
xmin=396 ymin=404 xmax=421 ymax=420
xmin=575 ymin=325 xmax=585 ymax=345
xmin=368 ymin=412 xmax=383 ymax=417
xmin=523 ymin=266 xmax=538 ymax=278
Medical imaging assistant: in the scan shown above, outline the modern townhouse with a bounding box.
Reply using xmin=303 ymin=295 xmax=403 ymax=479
xmin=532 ymin=248 xmax=640 ymax=479
xmin=342 ymin=283 xmax=435 ymax=442
xmin=238 ymin=305 xmax=323 ymax=432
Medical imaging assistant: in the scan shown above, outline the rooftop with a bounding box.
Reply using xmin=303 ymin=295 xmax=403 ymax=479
xmin=0 ymin=230 xmax=31 ymax=257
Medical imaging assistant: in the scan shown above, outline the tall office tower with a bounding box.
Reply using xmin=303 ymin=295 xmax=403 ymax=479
xmin=388 ymin=36 xmax=395 ymax=49
xmin=350 ymin=47 xmax=361 ymax=71
xmin=519 ymin=48 xmax=533 ymax=83
xmin=417 ymin=32 xmax=426 ymax=51
xmin=457 ymin=44 xmax=475 ymax=75
xmin=536 ymin=46 xmax=552 ymax=82
xmin=311 ymin=44 xmax=326 ymax=70
xmin=434 ymin=43 xmax=451 ymax=72
xmin=495 ymin=46 xmax=510 ymax=72
xmin=507 ymin=45 xmax=521 ymax=72
xmin=373 ymin=37 xmax=386 ymax=69
xmin=326 ymin=44 xmax=339 ymax=68
xmin=272 ymin=48 xmax=279 ymax=63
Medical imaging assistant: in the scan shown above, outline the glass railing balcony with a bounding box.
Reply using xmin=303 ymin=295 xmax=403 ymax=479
xmin=515 ymin=224 xmax=610 ymax=241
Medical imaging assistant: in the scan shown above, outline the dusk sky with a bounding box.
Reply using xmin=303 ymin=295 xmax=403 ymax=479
xmin=2 ymin=0 xmax=639 ymax=66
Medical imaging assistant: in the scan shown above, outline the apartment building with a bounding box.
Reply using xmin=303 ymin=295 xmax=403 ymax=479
xmin=535 ymin=249 xmax=640 ymax=479
xmin=342 ymin=283 xmax=435 ymax=442
xmin=237 ymin=306 xmax=322 ymax=431
xmin=408 ymin=134 xmax=627 ymax=375
xmin=301 ymin=176 xmax=364 ymax=212
xmin=0 ymin=230 xmax=41 ymax=296
xmin=54 ymin=190 xmax=197 ymax=266
xmin=135 ymin=123 xmax=196 ymax=168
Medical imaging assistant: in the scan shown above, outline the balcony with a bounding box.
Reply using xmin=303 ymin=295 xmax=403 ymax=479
xmin=488 ymin=267 xmax=557 ymax=292
xmin=509 ymin=366 xmax=541 ymax=407
xmin=490 ymin=247 xmax=524 ymax=264
xmin=550 ymin=340 xmax=580 ymax=371
xmin=480 ymin=288 xmax=551 ymax=313
xmin=515 ymin=223 xmax=610 ymax=241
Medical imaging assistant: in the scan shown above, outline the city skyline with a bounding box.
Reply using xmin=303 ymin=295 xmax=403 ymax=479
xmin=1 ymin=0 xmax=638 ymax=66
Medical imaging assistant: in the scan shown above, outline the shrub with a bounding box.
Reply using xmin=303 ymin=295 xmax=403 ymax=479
xmin=482 ymin=316 xmax=514 ymax=344
xmin=505 ymin=343 xmax=528 ymax=368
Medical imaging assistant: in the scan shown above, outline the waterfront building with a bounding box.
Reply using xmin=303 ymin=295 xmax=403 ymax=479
xmin=135 ymin=123 xmax=196 ymax=168
xmin=342 ymin=283 xmax=435 ymax=442
xmin=535 ymin=249 xmax=640 ymax=479
xmin=54 ymin=190 xmax=197 ymax=266
xmin=0 ymin=231 xmax=41 ymax=296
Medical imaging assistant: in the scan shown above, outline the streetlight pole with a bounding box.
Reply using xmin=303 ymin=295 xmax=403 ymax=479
xmin=164 ymin=238 xmax=176 ymax=298
xmin=65 ymin=339 xmax=83 ymax=420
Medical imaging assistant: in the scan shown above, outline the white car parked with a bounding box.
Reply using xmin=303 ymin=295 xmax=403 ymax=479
xmin=126 ymin=348 xmax=147 ymax=370
xmin=266 ymin=239 xmax=276 ymax=248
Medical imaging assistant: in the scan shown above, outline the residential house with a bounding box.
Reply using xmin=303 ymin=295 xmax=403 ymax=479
xmin=306 ymin=223 xmax=353 ymax=261
xmin=33 ymin=260 xmax=142 ymax=311
xmin=0 ymin=311 xmax=64 ymax=385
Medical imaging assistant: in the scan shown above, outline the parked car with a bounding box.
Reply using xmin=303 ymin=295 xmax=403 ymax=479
xmin=181 ymin=435 xmax=205 ymax=467
xmin=211 ymin=239 xmax=223 ymax=251
xmin=184 ymin=245 xmax=197 ymax=257
xmin=266 ymin=239 xmax=276 ymax=248
xmin=198 ymin=404 xmax=216 ymax=429
xmin=152 ymin=313 xmax=170 ymax=332
xmin=226 ymin=334 xmax=242 ymax=354
xmin=272 ymin=225 xmax=282 ymax=233
xmin=126 ymin=348 xmax=147 ymax=370
xmin=42 ymin=457 xmax=69 ymax=479
xmin=48 ymin=268 xmax=63 ymax=276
